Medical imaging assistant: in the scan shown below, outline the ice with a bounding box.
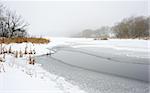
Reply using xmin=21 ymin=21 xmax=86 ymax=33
xmin=0 ymin=37 xmax=149 ymax=93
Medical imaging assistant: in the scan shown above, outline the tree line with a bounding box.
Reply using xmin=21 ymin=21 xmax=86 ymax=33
xmin=74 ymin=16 xmax=149 ymax=39
xmin=0 ymin=4 xmax=28 ymax=38
xmin=112 ymin=16 xmax=149 ymax=39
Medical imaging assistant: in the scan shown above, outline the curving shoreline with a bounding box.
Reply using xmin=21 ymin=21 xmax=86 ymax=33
xmin=36 ymin=45 xmax=149 ymax=93
xmin=36 ymin=55 xmax=149 ymax=93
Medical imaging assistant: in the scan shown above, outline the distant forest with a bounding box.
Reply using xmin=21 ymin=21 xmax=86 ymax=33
xmin=73 ymin=16 xmax=149 ymax=39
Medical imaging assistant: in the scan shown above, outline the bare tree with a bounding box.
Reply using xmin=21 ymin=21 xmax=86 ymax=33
xmin=82 ymin=29 xmax=93 ymax=38
xmin=95 ymin=26 xmax=110 ymax=39
xmin=0 ymin=4 xmax=6 ymax=37
xmin=112 ymin=16 xmax=149 ymax=39
xmin=5 ymin=10 xmax=28 ymax=37
xmin=0 ymin=3 xmax=29 ymax=38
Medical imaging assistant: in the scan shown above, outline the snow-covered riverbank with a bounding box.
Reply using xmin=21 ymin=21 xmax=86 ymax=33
xmin=0 ymin=38 xmax=87 ymax=93
xmin=0 ymin=37 xmax=149 ymax=93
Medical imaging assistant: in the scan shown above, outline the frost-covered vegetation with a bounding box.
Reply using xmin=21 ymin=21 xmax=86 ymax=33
xmin=0 ymin=4 xmax=49 ymax=44
xmin=0 ymin=38 xmax=86 ymax=93
xmin=0 ymin=37 xmax=50 ymax=44
xmin=75 ymin=16 xmax=149 ymax=39
xmin=0 ymin=4 xmax=28 ymax=38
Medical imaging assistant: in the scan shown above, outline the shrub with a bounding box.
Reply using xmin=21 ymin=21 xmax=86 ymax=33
xmin=0 ymin=37 xmax=50 ymax=44
xmin=101 ymin=37 xmax=108 ymax=40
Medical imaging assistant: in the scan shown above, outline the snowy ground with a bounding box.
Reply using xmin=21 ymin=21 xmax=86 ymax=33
xmin=41 ymin=37 xmax=150 ymax=93
xmin=0 ymin=37 xmax=149 ymax=93
xmin=0 ymin=39 xmax=87 ymax=93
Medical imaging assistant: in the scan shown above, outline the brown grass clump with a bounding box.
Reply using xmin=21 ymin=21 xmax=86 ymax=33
xmin=0 ymin=37 xmax=50 ymax=44
xmin=28 ymin=55 xmax=36 ymax=65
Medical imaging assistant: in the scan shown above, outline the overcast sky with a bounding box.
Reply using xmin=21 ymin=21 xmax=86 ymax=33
xmin=2 ymin=0 xmax=148 ymax=37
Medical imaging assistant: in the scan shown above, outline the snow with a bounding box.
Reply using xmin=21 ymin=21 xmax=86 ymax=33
xmin=0 ymin=39 xmax=87 ymax=93
xmin=48 ymin=37 xmax=149 ymax=58
xmin=46 ymin=37 xmax=149 ymax=51
xmin=0 ymin=65 xmax=62 ymax=93
xmin=0 ymin=63 xmax=85 ymax=93
xmin=0 ymin=37 xmax=149 ymax=93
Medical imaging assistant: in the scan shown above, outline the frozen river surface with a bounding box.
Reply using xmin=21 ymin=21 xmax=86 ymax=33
xmin=36 ymin=45 xmax=150 ymax=93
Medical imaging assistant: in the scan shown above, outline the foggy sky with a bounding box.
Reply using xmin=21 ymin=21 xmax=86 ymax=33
xmin=2 ymin=1 xmax=148 ymax=37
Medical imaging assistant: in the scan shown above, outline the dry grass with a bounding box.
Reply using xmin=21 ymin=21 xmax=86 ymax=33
xmin=0 ymin=37 xmax=50 ymax=44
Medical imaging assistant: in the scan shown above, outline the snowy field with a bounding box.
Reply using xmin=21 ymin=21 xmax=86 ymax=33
xmin=0 ymin=37 xmax=150 ymax=93
xmin=0 ymin=38 xmax=88 ymax=93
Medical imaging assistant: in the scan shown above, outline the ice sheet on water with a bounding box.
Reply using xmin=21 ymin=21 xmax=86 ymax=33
xmin=36 ymin=55 xmax=149 ymax=93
